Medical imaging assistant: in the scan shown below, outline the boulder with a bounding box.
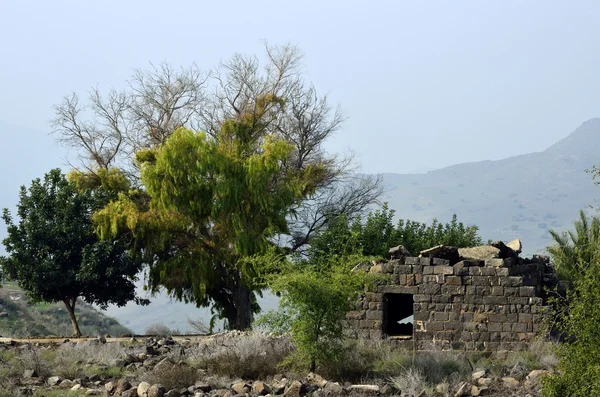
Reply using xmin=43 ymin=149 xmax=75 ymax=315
xmin=148 ymin=384 xmax=166 ymax=397
xmin=284 ymin=380 xmax=305 ymax=397
xmin=489 ymin=240 xmax=518 ymax=258
xmin=368 ymin=264 xmax=383 ymax=274
xmin=507 ymin=239 xmax=522 ymax=254
xmin=47 ymin=376 xmax=62 ymax=386
xmin=115 ymin=378 xmax=132 ymax=395
xmin=389 ymin=245 xmax=412 ymax=259
xmin=306 ymin=372 xmax=328 ymax=388
xmin=419 ymin=245 xmax=459 ymax=264
xmin=231 ymin=382 xmax=250 ymax=395
xmin=459 ymin=246 xmax=500 ymax=261
xmin=348 ymin=385 xmax=379 ymax=394
xmin=471 ymin=370 xmax=487 ymax=382
xmin=501 ymin=377 xmax=520 ymax=388
xmin=322 ymin=382 xmax=344 ymax=397
xmin=138 ymin=382 xmax=151 ymax=397
xmin=23 ymin=369 xmax=38 ymax=378
xmin=454 ymin=381 xmax=470 ymax=397
xmin=253 ymin=381 xmax=271 ymax=395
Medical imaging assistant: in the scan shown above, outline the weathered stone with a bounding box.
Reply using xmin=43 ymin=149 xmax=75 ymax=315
xmin=252 ymin=381 xmax=272 ymax=395
xmin=306 ymin=372 xmax=328 ymax=388
xmin=23 ymin=369 xmax=38 ymax=378
xmin=231 ymin=382 xmax=250 ymax=395
xmin=148 ymin=384 xmax=166 ymax=397
xmin=323 ymin=382 xmax=344 ymax=397
xmin=138 ymin=382 xmax=151 ymax=397
xmin=454 ymin=381 xmax=470 ymax=397
xmin=348 ymin=385 xmax=379 ymax=394
xmin=165 ymin=390 xmax=181 ymax=397
xmin=420 ymin=245 xmax=459 ymax=264
xmin=115 ymin=379 xmax=133 ymax=394
xmin=507 ymin=239 xmax=522 ymax=254
xmin=502 ymin=377 xmax=520 ymax=388
xmin=284 ymin=380 xmax=304 ymax=397
xmin=459 ymin=246 xmax=500 ymax=261
xmin=47 ymin=376 xmax=62 ymax=386
xmin=369 ymin=264 xmax=383 ymax=274
xmin=489 ymin=240 xmax=518 ymax=258
xmin=389 ymin=245 xmax=412 ymax=259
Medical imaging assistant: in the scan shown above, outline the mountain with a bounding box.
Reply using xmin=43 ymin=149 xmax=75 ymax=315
xmin=380 ymin=118 xmax=600 ymax=255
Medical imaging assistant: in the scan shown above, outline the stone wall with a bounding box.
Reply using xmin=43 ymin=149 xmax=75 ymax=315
xmin=346 ymin=241 xmax=558 ymax=351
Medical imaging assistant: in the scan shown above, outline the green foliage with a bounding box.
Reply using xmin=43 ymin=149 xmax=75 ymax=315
xmin=0 ymin=169 xmax=145 ymax=336
xmin=547 ymin=210 xmax=600 ymax=282
xmin=259 ymin=252 xmax=366 ymax=373
xmin=309 ymin=203 xmax=482 ymax=260
xmin=543 ymin=212 xmax=600 ymax=396
xmin=93 ymin=103 xmax=329 ymax=330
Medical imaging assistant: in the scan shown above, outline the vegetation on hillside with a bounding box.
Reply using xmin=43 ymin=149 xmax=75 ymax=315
xmin=0 ymin=169 xmax=147 ymax=336
xmin=0 ymin=283 xmax=131 ymax=337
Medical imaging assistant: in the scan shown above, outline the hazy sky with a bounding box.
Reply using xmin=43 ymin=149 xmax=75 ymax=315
xmin=2 ymin=0 xmax=600 ymax=177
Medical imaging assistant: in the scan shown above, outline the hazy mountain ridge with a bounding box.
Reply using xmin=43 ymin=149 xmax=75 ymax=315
xmin=381 ymin=118 xmax=600 ymax=255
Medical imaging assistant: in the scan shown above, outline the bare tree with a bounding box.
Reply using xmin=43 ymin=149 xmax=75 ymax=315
xmin=51 ymin=63 xmax=208 ymax=174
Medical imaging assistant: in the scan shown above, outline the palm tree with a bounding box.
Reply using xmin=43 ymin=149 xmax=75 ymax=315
xmin=548 ymin=210 xmax=600 ymax=282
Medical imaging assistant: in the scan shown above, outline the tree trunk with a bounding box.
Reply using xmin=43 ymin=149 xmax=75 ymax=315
xmin=227 ymin=283 xmax=253 ymax=330
xmin=63 ymin=297 xmax=82 ymax=337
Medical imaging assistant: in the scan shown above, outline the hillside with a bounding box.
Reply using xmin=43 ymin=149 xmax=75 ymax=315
xmin=381 ymin=118 xmax=600 ymax=255
xmin=0 ymin=283 xmax=131 ymax=337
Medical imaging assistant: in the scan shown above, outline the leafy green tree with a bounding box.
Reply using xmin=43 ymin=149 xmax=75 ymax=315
xmin=0 ymin=169 xmax=146 ymax=337
xmin=542 ymin=253 xmax=600 ymax=396
xmin=547 ymin=210 xmax=600 ymax=282
xmin=93 ymin=98 xmax=328 ymax=330
xmin=309 ymin=203 xmax=483 ymax=260
xmin=258 ymin=251 xmax=366 ymax=373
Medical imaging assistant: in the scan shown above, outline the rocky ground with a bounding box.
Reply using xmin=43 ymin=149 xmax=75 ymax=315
xmin=0 ymin=332 xmax=553 ymax=397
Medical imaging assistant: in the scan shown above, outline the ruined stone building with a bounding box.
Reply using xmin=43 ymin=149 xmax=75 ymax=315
xmin=346 ymin=240 xmax=558 ymax=351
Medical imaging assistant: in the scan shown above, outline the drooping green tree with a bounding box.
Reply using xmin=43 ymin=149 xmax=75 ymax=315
xmin=0 ymin=169 xmax=146 ymax=337
xmin=93 ymin=96 xmax=329 ymax=330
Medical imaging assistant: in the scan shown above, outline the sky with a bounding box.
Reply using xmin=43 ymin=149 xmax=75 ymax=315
xmin=1 ymin=0 xmax=600 ymax=176
xmin=2 ymin=0 xmax=600 ymax=333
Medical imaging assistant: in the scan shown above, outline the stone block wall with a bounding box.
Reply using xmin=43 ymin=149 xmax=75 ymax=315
xmin=346 ymin=245 xmax=556 ymax=351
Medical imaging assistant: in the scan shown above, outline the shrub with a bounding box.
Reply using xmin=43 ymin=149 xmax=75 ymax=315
xmin=191 ymin=332 xmax=294 ymax=378
xmin=144 ymin=322 xmax=179 ymax=336
xmin=140 ymin=363 xmax=200 ymax=390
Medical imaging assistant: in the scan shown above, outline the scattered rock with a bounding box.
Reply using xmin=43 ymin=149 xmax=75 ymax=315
xmin=502 ymin=377 xmax=520 ymax=389
xmin=138 ymin=381 xmax=151 ymax=397
xmin=459 ymin=245 xmax=500 ymax=261
xmin=471 ymin=370 xmax=487 ymax=382
xmin=284 ymin=380 xmax=304 ymax=397
xmin=47 ymin=376 xmax=62 ymax=386
xmin=507 ymin=239 xmax=522 ymax=254
xmin=23 ymin=369 xmax=38 ymax=378
xmin=454 ymin=381 xmax=470 ymax=397
xmin=253 ymin=381 xmax=272 ymax=395
xmin=420 ymin=245 xmax=459 ymax=264
xmin=348 ymin=384 xmax=379 ymax=394
xmin=389 ymin=245 xmax=412 ymax=259
xmin=147 ymin=384 xmax=166 ymax=397
xmin=231 ymin=382 xmax=251 ymax=395
xmin=306 ymin=372 xmax=328 ymax=388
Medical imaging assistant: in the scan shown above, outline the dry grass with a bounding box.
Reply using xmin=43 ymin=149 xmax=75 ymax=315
xmin=188 ymin=332 xmax=294 ymax=378
xmin=139 ymin=362 xmax=201 ymax=390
